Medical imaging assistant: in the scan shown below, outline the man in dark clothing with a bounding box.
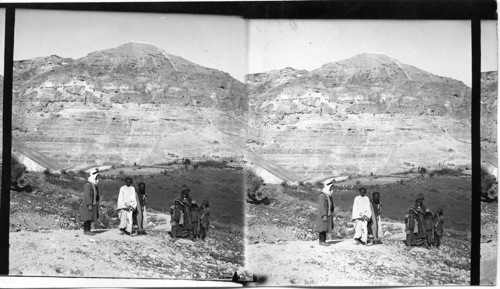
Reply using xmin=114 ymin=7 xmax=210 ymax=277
xmin=133 ymin=182 xmax=147 ymax=235
xmin=316 ymin=181 xmax=334 ymax=246
xmin=80 ymin=168 xmax=100 ymax=236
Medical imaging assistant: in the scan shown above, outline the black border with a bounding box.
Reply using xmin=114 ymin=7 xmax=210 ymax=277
xmin=0 ymin=1 xmax=497 ymax=286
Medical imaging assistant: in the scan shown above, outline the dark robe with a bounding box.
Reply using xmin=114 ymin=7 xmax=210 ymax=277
xmin=80 ymin=182 xmax=99 ymax=222
xmin=315 ymin=193 xmax=334 ymax=233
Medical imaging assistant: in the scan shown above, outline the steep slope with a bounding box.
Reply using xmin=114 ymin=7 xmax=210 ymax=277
xmin=247 ymin=53 xmax=472 ymax=180
xmin=480 ymin=71 xmax=498 ymax=169
xmin=11 ymin=42 xmax=248 ymax=170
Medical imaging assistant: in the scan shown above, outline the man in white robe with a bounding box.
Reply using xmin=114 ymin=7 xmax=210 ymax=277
xmin=351 ymin=187 xmax=372 ymax=245
xmin=117 ymin=177 xmax=137 ymax=235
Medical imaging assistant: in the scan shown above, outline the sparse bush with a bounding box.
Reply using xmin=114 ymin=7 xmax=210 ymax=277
xmin=194 ymin=160 xmax=228 ymax=169
xmin=429 ymin=167 xmax=462 ymax=177
xmin=481 ymin=168 xmax=497 ymax=202
xmin=61 ymin=169 xmax=67 ymax=175
xmin=370 ymin=172 xmax=374 ymax=177
xmin=245 ymin=170 xmax=264 ymax=195
xmin=281 ymin=180 xmax=288 ymax=187
xmin=182 ymin=158 xmax=191 ymax=169
xmin=304 ymin=182 xmax=313 ymax=188
xmin=355 ymin=180 xmax=361 ymax=185
xmin=419 ymin=167 xmax=427 ymax=174
xmin=78 ymin=170 xmax=87 ymax=177
xmin=11 ymin=157 xmax=25 ymax=184
xmin=314 ymin=181 xmax=324 ymax=189
xmin=298 ymin=181 xmax=304 ymax=187
xmin=119 ymin=170 xmax=124 ymax=175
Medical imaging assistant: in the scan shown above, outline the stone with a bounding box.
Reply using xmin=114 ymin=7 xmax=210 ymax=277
xmin=9 ymin=268 xmax=22 ymax=275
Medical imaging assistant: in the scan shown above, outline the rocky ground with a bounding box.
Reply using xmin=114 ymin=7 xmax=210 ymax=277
xmin=480 ymin=201 xmax=498 ymax=285
xmin=245 ymin=183 xmax=474 ymax=286
xmin=9 ymin=190 xmax=244 ymax=280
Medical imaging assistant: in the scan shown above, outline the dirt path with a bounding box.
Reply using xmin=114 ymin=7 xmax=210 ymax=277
xmin=246 ymin=221 xmax=470 ymax=286
xmin=10 ymin=211 xmax=244 ymax=280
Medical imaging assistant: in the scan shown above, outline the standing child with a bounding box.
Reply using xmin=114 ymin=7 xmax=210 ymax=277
xmin=424 ymin=209 xmax=434 ymax=249
xmin=404 ymin=207 xmax=417 ymax=246
xmin=433 ymin=208 xmax=444 ymax=248
xmin=200 ymin=200 xmax=210 ymax=240
xmin=170 ymin=198 xmax=184 ymax=238
xmin=191 ymin=201 xmax=200 ymax=239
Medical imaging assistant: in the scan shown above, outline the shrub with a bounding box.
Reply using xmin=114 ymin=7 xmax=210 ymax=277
xmin=355 ymin=180 xmax=361 ymax=185
xmin=245 ymin=170 xmax=264 ymax=195
xmin=182 ymin=158 xmax=191 ymax=169
xmin=281 ymin=180 xmax=288 ymax=187
xmin=370 ymin=172 xmax=374 ymax=177
xmin=61 ymin=169 xmax=67 ymax=175
xmin=314 ymin=181 xmax=324 ymax=189
xmin=43 ymin=169 xmax=51 ymax=175
xmin=418 ymin=167 xmax=427 ymax=174
xmin=194 ymin=160 xmax=228 ymax=169
xmin=298 ymin=181 xmax=304 ymax=187
xmin=119 ymin=170 xmax=124 ymax=175
xmin=78 ymin=170 xmax=87 ymax=177
xmin=11 ymin=157 xmax=26 ymax=183
xmin=481 ymin=168 xmax=497 ymax=202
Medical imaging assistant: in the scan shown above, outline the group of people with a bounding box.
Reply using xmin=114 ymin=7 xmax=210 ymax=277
xmin=80 ymin=169 xmax=149 ymax=236
xmin=116 ymin=177 xmax=148 ymax=236
xmin=169 ymin=185 xmax=210 ymax=240
xmin=316 ymin=182 xmax=444 ymax=248
xmin=80 ymin=169 xmax=211 ymax=239
xmin=404 ymin=193 xmax=444 ymax=249
xmin=317 ymin=183 xmax=382 ymax=246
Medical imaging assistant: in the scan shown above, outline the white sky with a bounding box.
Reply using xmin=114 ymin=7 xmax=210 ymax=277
xmin=14 ymin=10 xmax=247 ymax=82
xmin=482 ymin=20 xmax=498 ymax=73
xmin=9 ymin=11 xmax=500 ymax=87
xmin=248 ymin=20 xmax=480 ymax=86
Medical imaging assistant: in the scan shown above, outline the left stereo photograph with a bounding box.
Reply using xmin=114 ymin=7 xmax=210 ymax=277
xmin=8 ymin=9 xmax=248 ymax=280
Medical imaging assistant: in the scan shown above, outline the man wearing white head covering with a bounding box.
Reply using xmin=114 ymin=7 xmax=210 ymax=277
xmin=80 ymin=168 xmax=100 ymax=236
xmin=117 ymin=177 xmax=137 ymax=236
xmin=352 ymin=187 xmax=372 ymax=245
xmin=315 ymin=180 xmax=335 ymax=246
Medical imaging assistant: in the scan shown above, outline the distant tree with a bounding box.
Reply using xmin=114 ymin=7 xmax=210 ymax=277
xmin=182 ymin=158 xmax=191 ymax=169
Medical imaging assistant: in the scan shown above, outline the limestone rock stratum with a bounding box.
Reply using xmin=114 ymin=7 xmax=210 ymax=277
xmin=7 ymin=46 xmax=496 ymax=181
xmin=247 ymin=53 xmax=479 ymax=180
xmin=11 ymin=42 xmax=248 ymax=170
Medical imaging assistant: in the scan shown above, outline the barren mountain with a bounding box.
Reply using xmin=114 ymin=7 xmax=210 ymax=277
xmin=11 ymin=42 xmax=248 ymax=170
xmin=247 ymin=53 xmax=473 ymax=180
xmin=480 ymin=71 xmax=498 ymax=169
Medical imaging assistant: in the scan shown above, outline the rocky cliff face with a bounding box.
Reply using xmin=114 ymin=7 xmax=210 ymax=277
xmin=480 ymin=71 xmax=498 ymax=168
xmin=247 ymin=53 xmax=472 ymax=180
xmin=11 ymin=42 xmax=248 ymax=170
xmin=10 ymin=49 xmax=485 ymax=179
